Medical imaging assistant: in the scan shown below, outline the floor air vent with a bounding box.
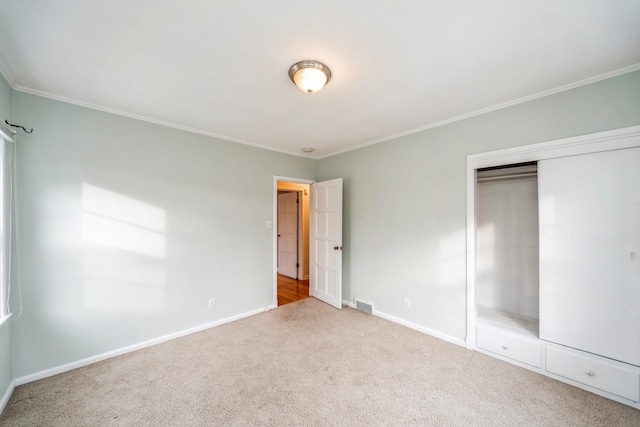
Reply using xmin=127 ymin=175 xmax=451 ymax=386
xmin=354 ymin=299 xmax=373 ymax=315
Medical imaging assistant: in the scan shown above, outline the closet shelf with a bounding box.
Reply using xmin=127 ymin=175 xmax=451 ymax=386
xmin=477 ymin=306 xmax=539 ymax=338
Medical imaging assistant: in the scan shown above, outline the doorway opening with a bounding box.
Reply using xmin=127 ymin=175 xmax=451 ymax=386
xmin=273 ymin=176 xmax=344 ymax=310
xmin=275 ymin=179 xmax=312 ymax=306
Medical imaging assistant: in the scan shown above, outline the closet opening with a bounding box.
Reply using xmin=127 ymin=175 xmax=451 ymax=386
xmin=475 ymin=161 xmax=539 ymax=338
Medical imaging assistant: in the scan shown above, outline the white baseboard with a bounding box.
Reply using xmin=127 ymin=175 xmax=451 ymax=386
xmin=0 ymin=380 xmax=15 ymax=415
xmin=465 ymin=336 xmax=475 ymax=350
xmin=15 ymin=306 xmax=269 ymax=386
xmin=373 ymin=310 xmax=466 ymax=347
xmin=12 ymin=300 xmax=465 ymax=388
xmin=343 ymin=299 xmax=355 ymax=308
xmin=344 ymin=299 xmax=465 ymax=348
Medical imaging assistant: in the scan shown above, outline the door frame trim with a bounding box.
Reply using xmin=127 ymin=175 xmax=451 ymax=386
xmin=272 ymin=176 xmax=316 ymax=309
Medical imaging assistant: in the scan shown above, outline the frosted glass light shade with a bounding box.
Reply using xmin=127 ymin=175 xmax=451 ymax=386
xmin=288 ymin=60 xmax=331 ymax=94
xmin=293 ymin=68 xmax=327 ymax=93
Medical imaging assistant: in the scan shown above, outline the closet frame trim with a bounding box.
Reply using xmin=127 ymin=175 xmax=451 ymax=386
xmin=465 ymin=125 xmax=640 ymax=349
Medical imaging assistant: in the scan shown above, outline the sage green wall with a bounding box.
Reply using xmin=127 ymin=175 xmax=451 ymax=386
xmin=0 ymin=75 xmax=11 ymax=122
xmin=11 ymin=92 xmax=316 ymax=377
xmin=317 ymin=71 xmax=640 ymax=341
xmin=0 ymin=73 xmax=13 ymax=403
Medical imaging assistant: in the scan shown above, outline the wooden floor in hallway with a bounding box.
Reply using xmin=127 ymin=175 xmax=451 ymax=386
xmin=277 ymin=274 xmax=309 ymax=306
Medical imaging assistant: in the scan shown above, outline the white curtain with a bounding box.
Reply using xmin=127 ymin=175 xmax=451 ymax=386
xmin=0 ymin=120 xmax=14 ymax=319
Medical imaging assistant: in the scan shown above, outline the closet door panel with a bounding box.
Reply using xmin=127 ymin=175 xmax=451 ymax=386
xmin=539 ymin=148 xmax=640 ymax=366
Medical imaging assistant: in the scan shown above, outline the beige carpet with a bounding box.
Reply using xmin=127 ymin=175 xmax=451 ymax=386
xmin=1 ymin=298 xmax=639 ymax=426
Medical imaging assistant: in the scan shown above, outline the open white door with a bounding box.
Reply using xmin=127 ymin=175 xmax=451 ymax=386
xmin=310 ymin=178 xmax=343 ymax=309
xmin=277 ymin=192 xmax=298 ymax=279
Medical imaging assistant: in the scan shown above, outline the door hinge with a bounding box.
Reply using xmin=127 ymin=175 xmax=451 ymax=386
xmin=296 ymin=263 xmax=300 ymax=268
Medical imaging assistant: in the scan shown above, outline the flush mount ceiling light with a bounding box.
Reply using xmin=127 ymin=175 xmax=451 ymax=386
xmin=288 ymin=60 xmax=331 ymax=94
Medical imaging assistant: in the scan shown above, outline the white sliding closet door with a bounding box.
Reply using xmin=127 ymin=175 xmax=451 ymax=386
xmin=539 ymin=148 xmax=640 ymax=366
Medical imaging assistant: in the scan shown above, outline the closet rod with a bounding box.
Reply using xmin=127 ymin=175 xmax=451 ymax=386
xmin=477 ymin=172 xmax=537 ymax=182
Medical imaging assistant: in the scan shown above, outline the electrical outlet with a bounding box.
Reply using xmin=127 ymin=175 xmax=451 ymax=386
xmin=208 ymin=299 xmax=216 ymax=310
xmin=403 ymin=297 xmax=411 ymax=310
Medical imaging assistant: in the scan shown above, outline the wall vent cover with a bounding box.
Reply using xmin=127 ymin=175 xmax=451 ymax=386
xmin=354 ymin=299 xmax=373 ymax=315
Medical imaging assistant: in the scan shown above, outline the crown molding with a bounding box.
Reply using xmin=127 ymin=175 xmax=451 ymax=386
xmin=12 ymin=85 xmax=319 ymax=159
xmin=317 ymin=63 xmax=640 ymax=159
xmin=0 ymin=56 xmax=17 ymax=89
xmin=4 ymin=59 xmax=638 ymax=161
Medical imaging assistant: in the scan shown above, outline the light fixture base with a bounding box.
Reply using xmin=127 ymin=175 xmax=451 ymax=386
xmin=289 ymin=60 xmax=331 ymax=94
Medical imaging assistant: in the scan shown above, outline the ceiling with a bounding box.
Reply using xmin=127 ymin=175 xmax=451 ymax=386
xmin=0 ymin=1 xmax=639 ymax=159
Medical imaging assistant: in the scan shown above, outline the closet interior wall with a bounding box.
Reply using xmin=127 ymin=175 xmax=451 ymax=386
xmin=476 ymin=163 xmax=539 ymax=336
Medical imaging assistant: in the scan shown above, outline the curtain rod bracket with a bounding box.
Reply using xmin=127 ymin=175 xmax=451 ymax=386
xmin=5 ymin=120 xmax=33 ymax=134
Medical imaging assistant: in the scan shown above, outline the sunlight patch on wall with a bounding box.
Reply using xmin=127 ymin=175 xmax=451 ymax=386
xmin=476 ymin=221 xmax=498 ymax=307
xmin=82 ymin=183 xmax=166 ymax=258
xmin=476 ymin=222 xmax=495 ymax=273
xmin=83 ymin=252 xmax=167 ymax=314
xmin=82 ymin=183 xmax=165 ymax=231
xmin=82 ymin=213 xmax=166 ymax=258
xmin=438 ymin=229 xmax=466 ymax=286
xmin=81 ymin=183 xmax=168 ymax=314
